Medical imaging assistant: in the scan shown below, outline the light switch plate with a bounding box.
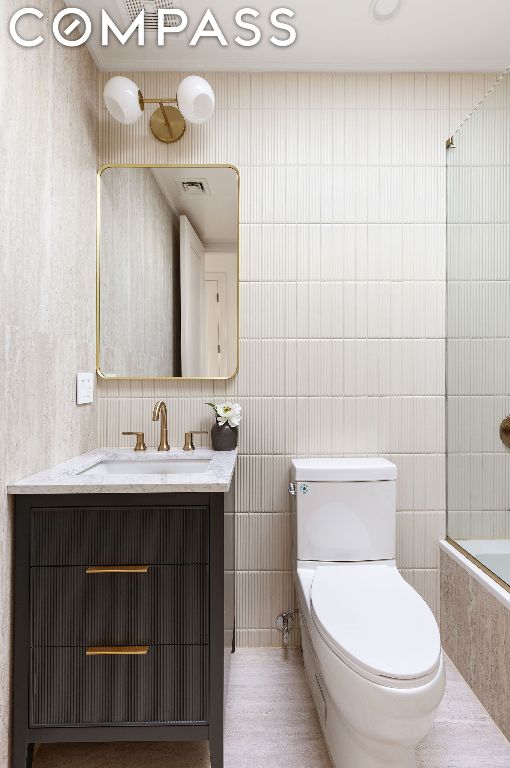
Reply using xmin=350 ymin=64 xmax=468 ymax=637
xmin=76 ymin=372 xmax=94 ymax=405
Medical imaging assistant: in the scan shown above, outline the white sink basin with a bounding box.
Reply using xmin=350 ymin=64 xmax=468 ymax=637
xmin=80 ymin=459 xmax=211 ymax=477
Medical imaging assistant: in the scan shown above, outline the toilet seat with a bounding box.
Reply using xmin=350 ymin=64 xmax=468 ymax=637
xmin=310 ymin=564 xmax=441 ymax=685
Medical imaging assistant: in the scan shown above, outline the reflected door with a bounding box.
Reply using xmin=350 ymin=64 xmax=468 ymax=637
xmin=205 ymin=272 xmax=228 ymax=377
xmin=205 ymin=279 xmax=221 ymax=376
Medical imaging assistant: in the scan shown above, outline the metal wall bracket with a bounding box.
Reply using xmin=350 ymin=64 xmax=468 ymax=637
xmin=276 ymin=609 xmax=298 ymax=646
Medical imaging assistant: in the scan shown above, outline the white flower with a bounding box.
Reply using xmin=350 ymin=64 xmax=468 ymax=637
xmin=216 ymin=402 xmax=242 ymax=428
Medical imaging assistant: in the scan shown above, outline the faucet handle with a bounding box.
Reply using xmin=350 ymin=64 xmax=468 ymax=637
xmin=122 ymin=432 xmax=147 ymax=452
xmin=183 ymin=431 xmax=208 ymax=451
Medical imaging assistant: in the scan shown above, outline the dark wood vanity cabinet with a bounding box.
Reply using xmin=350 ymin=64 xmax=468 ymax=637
xmin=12 ymin=492 xmax=234 ymax=768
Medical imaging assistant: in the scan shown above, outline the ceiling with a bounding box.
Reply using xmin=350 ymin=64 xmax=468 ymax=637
xmin=69 ymin=0 xmax=510 ymax=72
xmin=152 ymin=167 xmax=238 ymax=248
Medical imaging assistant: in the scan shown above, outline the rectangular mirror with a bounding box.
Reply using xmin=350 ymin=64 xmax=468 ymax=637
xmin=97 ymin=164 xmax=239 ymax=379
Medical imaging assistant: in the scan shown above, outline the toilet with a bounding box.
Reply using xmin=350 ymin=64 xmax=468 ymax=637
xmin=291 ymin=458 xmax=445 ymax=768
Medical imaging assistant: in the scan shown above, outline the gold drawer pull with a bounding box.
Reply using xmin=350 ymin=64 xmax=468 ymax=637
xmin=86 ymin=646 xmax=149 ymax=656
xmin=85 ymin=565 xmax=149 ymax=574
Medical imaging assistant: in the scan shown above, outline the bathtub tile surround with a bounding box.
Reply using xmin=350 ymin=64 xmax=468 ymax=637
xmin=1 ymin=0 xmax=99 ymax=762
xmin=441 ymin=544 xmax=510 ymax=740
xmin=98 ymin=72 xmax=496 ymax=644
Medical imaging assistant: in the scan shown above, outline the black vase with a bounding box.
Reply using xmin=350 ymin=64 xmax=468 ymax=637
xmin=211 ymin=422 xmax=238 ymax=451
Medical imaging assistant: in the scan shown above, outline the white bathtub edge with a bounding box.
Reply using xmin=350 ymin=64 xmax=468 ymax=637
xmin=440 ymin=540 xmax=510 ymax=610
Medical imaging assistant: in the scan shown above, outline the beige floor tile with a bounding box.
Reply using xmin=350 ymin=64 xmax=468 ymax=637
xmin=417 ymin=656 xmax=510 ymax=768
xmin=33 ymin=649 xmax=510 ymax=768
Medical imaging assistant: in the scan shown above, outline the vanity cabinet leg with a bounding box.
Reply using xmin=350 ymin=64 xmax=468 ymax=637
xmin=25 ymin=744 xmax=34 ymax=768
xmin=11 ymin=739 xmax=33 ymax=768
xmin=209 ymin=494 xmax=225 ymax=768
xmin=12 ymin=499 xmax=32 ymax=768
xmin=209 ymin=731 xmax=223 ymax=768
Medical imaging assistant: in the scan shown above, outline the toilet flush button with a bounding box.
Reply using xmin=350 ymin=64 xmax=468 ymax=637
xmin=76 ymin=372 xmax=94 ymax=405
xmin=300 ymin=483 xmax=309 ymax=495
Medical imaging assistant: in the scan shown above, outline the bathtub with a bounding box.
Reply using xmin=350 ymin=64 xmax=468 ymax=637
xmin=442 ymin=538 xmax=510 ymax=605
xmin=454 ymin=539 xmax=510 ymax=591
xmin=440 ymin=539 xmax=510 ymax=739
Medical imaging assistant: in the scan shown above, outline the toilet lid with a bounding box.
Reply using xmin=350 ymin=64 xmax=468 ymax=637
xmin=310 ymin=565 xmax=441 ymax=682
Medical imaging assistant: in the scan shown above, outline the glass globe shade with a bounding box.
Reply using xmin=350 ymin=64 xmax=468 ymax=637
xmin=177 ymin=76 xmax=215 ymax=125
xmin=103 ymin=76 xmax=143 ymax=125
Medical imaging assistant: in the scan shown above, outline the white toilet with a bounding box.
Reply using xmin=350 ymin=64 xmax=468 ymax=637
xmin=291 ymin=458 xmax=445 ymax=768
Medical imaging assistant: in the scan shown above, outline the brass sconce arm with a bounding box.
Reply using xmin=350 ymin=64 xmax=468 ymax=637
xmin=137 ymin=90 xmax=185 ymax=144
xmin=104 ymin=75 xmax=215 ymax=144
xmin=140 ymin=95 xmax=178 ymax=105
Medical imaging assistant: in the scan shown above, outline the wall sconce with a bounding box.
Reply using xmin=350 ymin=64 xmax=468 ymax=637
xmin=103 ymin=75 xmax=215 ymax=143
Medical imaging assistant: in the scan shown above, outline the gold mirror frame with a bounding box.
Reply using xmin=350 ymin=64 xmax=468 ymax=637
xmin=96 ymin=163 xmax=240 ymax=381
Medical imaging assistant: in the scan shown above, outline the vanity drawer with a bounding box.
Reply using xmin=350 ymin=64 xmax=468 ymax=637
xmin=30 ymin=645 xmax=208 ymax=727
xmin=31 ymin=565 xmax=208 ymax=646
xmin=30 ymin=505 xmax=208 ymax=566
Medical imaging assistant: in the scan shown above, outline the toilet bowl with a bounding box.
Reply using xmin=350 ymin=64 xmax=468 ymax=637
xmin=290 ymin=458 xmax=446 ymax=768
xmin=296 ymin=563 xmax=445 ymax=768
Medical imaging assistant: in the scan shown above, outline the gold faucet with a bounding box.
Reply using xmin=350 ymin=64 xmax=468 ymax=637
xmin=122 ymin=431 xmax=147 ymax=452
xmin=183 ymin=431 xmax=208 ymax=451
xmin=152 ymin=401 xmax=170 ymax=451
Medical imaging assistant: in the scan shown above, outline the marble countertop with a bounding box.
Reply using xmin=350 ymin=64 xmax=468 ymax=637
xmin=8 ymin=448 xmax=237 ymax=495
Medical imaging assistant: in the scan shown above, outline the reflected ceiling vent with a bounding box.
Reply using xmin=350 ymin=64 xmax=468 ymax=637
xmin=122 ymin=0 xmax=186 ymax=35
xmin=179 ymin=180 xmax=210 ymax=195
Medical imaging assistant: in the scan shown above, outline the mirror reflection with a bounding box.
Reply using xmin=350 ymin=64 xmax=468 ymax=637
xmin=98 ymin=165 xmax=239 ymax=379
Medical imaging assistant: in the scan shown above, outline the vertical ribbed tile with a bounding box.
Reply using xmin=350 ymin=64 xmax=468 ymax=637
xmin=400 ymin=569 xmax=440 ymax=620
xmin=236 ymin=572 xmax=295 ymax=630
xmin=236 ymin=625 xmax=301 ymax=649
xmin=448 ymin=224 xmax=510 ymax=281
xmin=447 ymin=339 xmax=510 ymax=396
xmin=448 ymin=454 xmax=510 ymax=512
xmin=449 ymin=281 xmax=510 ymax=339
xmin=340 ymin=397 xmax=444 ymax=454
xmin=236 ymin=340 xmax=290 ymax=397
xmin=391 ymin=454 xmax=446 ymax=511
xmin=447 ymin=396 xmax=510 ymax=453
xmin=95 ymin=71 xmax=483 ymax=641
xmin=397 ymin=511 xmax=445 ymax=568
xmin=240 ymin=282 xmax=297 ymax=339
xmin=448 ymin=510 xmax=510 ymax=540
xmin=236 ymin=514 xmax=293 ymax=571
xmin=449 ymin=73 xmax=499 ymax=112
xmin=238 ymin=397 xmax=297 ymax=455
xmin=235 ymin=456 xmax=291 ymax=513
xmin=294 ymin=340 xmax=344 ymax=397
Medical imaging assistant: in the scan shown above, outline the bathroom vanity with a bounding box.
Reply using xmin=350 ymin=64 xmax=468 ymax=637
xmin=9 ymin=448 xmax=236 ymax=768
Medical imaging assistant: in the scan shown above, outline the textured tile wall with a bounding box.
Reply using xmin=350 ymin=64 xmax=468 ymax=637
xmin=97 ymin=71 xmax=497 ymax=645
xmin=447 ymin=71 xmax=510 ymax=541
xmin=1 ymin=1 xmax=99 ymax=762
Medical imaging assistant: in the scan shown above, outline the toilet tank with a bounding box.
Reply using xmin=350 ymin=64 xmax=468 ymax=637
xmin=291 ymin=459 xmax=397 ymax=562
